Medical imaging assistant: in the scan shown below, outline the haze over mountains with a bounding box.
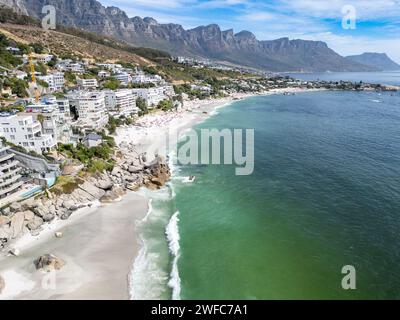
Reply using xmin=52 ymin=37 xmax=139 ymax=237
xmin=1 ymin=0 xmax=399 ymax=72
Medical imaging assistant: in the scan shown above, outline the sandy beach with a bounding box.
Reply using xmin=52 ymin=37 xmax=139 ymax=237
xmin=0 ymin=193 xmax=148 ymax=300
xmin=0 ymin=88 xmax=311 ymax=300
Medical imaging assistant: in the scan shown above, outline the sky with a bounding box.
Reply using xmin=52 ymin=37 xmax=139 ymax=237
xmin=100 ymin=0 xmax=400 ymax=63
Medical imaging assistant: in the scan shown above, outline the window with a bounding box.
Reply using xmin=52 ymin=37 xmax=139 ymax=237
xmin=10 ymin=135 xmax=15 ymax=140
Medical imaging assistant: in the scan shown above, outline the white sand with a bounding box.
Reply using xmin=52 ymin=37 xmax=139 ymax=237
xmin=0 ymin=193 xmax=148 ymax=300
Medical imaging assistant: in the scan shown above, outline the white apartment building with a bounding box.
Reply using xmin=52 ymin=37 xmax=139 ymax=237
xmin=77 ymin=78 xmax=98 ymax=89
xmin=37 ymin=72 xmax=65 ymax=92
xmin=36 ymin=54 xmax=54 ymax=64
xmin=131 ymin=87 xmax=168 ymax=108
xmin=104 ymin=89 xmax=139 ymax=118
xmin=0 ymin=142 xmax=23 ymax=203
xmin=66 ymin=63 xmax=85 ymax=73
xmin=24 ymin=102 xmax=72 ymax=145
xmin=56 ymin=98 xmax=71 ymax=122
xmin=163 ymin=85 xmax=175 ymax=97
xmin=14 ymin=71 xmax=28 ymax=80
xmin=98 ymin=70 xmax=110 ymax=79
xmin=114 ymin=73 xmax=131 ymax=86
xmin=0 ymin=114 xmax=56 ymax=154
xmin=67 ymin=91 xmax=109 ymax=132
xmin=97 ymin=63 xmax=123 ymax=72
xmin=131 ymin=74 xmax=163 ymax=84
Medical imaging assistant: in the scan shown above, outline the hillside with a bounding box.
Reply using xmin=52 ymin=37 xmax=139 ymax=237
xmin=346 ymin=53 xmax=400 ymax=71
xmin=0 ymin=0 xmax=375 ymax=72
xmin=0 ymin=23 xmax=150 ymax=66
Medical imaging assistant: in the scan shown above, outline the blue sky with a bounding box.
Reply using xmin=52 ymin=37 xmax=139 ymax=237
xmin=100 ymin=0 xmax=400 ymax=63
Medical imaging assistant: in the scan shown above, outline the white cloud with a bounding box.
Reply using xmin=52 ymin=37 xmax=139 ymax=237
xmin=278 ymin=0 xmax=400 ymax=20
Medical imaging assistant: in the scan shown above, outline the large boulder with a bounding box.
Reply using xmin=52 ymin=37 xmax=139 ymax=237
xmin=10 ymin=212 xmax=25 ymax=239
xmin=62 ymin=199 xmax=76 ymax=210
xmin=100 ymin=190 xmax=122 ymax=203
xmin=9 ymin=202 xmax=21 ymax=212
xmin=0 ymin=275 xmax=4 ymax=294
xmin=20 ymin=198 xmax=38 ymax=210
xmin=1 ymin=207 xmax=11 ymax=216
xmin=42 ymin=213 xmax=55 ymax=223
xmin=23 ymin=210 xmax=35 ymax=222
xmin=26 ymin=216 xmax=44 ymax=231
xmin=32 ymin=204 xmax=50 ymax=218
xmin=95 ymin=176 xmax=114 ymax=191
xmin=111 ymin=185 xmax=126 ymax=197
xmin=60 ymin=211 xmax=73 ymax=220
xmin=34 ymin=254 xmax=65 ymax=272
xmin=111 ymin=166 xmax=122 ymax=176
xmin=78 ymin=182 xmax=105 ymax=200
xmin=128 ymin=165 xmax=143 ymax=174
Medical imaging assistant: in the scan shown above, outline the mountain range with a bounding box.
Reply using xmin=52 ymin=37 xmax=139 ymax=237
xmin=1 ymin=0 xmax=399 ymax=72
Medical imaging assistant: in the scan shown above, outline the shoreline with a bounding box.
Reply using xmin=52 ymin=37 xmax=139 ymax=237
xmin=0 ymin=87 xmax=317 ymax=300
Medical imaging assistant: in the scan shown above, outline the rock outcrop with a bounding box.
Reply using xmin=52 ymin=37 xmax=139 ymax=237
xmin=34 ymin=254 xmax=65 ymax=272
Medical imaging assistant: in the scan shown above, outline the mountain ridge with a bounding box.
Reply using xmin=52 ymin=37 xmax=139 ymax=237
xmin=0 ymin=0 xmax=378 ymax=72
xmin=346 ymin=52 xmax=400 ymax=71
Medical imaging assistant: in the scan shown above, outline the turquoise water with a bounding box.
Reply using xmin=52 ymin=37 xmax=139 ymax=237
xmin=133 ymin=89 xmax=400 ymax=300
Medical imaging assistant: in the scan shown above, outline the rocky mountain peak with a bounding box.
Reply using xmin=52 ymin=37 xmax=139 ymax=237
xmin=235 ymin=30 xmax=256 ymax=41
xmin=0 ymin=0 xmax=378 ymax=72
xmin=143 ymin=17 xmax=158 ymax=25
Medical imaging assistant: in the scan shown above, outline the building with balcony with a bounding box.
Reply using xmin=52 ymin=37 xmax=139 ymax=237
xmin=0 ymin=114 xmax=56 ymax=154
xmin=37 ymin=72 xmax=65 ymax=92
xmin=131 ymin=87 xmax=168 ymax=108
xmin=113 ymin=73 xmax=131 ymax=86
xmin=0 ymin=142 xmax=23 ymax=202
xmin=104 ymin=89 xmax=139 ymax=118
xmin=77 ymin=78 xmax=98 ymax=89
xmin=67 ymin=91 xmax=109 ymax=132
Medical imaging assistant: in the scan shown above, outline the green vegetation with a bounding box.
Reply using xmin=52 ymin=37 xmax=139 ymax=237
xmin=52 ymin=175 xmax=80 ymax=195
xmin=103 ymin=78 xmax=120 ymax=90
xmin=35 ymin=62 xmax=48 ymax=75
xmin=157 ymin=99 xmax=173 ymax=111
xmin=58 ymin=135 xmax=116 ymax=175
xmin=0 ymin=104 xmax=24 ymax=112
xmin=46 ymin=55 xmax=57 ymax=67
xmin=37 ymin=79 xmax=49 ymax=88
xmin=154 ymin=60 xmax=249 ymax=83
xmin=2 ymin=77 xmax=29 ymax=97
xmin=64 ymin=71 xmax=76 ymax=84
xmin=107 ymin=115 xmax=135 ymax=134
xmin=0 ymin=33 xmax=23 ymax=69
xmin=136 ymin=98 xmax=148 ymax=116
xmin=30 ymin=43 xmax=44 ymax=54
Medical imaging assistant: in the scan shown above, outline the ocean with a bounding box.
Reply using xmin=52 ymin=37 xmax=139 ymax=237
xmin=131 ymin=84 xmax=400 ymax=299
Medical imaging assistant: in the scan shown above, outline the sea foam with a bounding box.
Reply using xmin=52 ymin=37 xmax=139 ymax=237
xmin=166 ymin=211 xmax=182 ymax=300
